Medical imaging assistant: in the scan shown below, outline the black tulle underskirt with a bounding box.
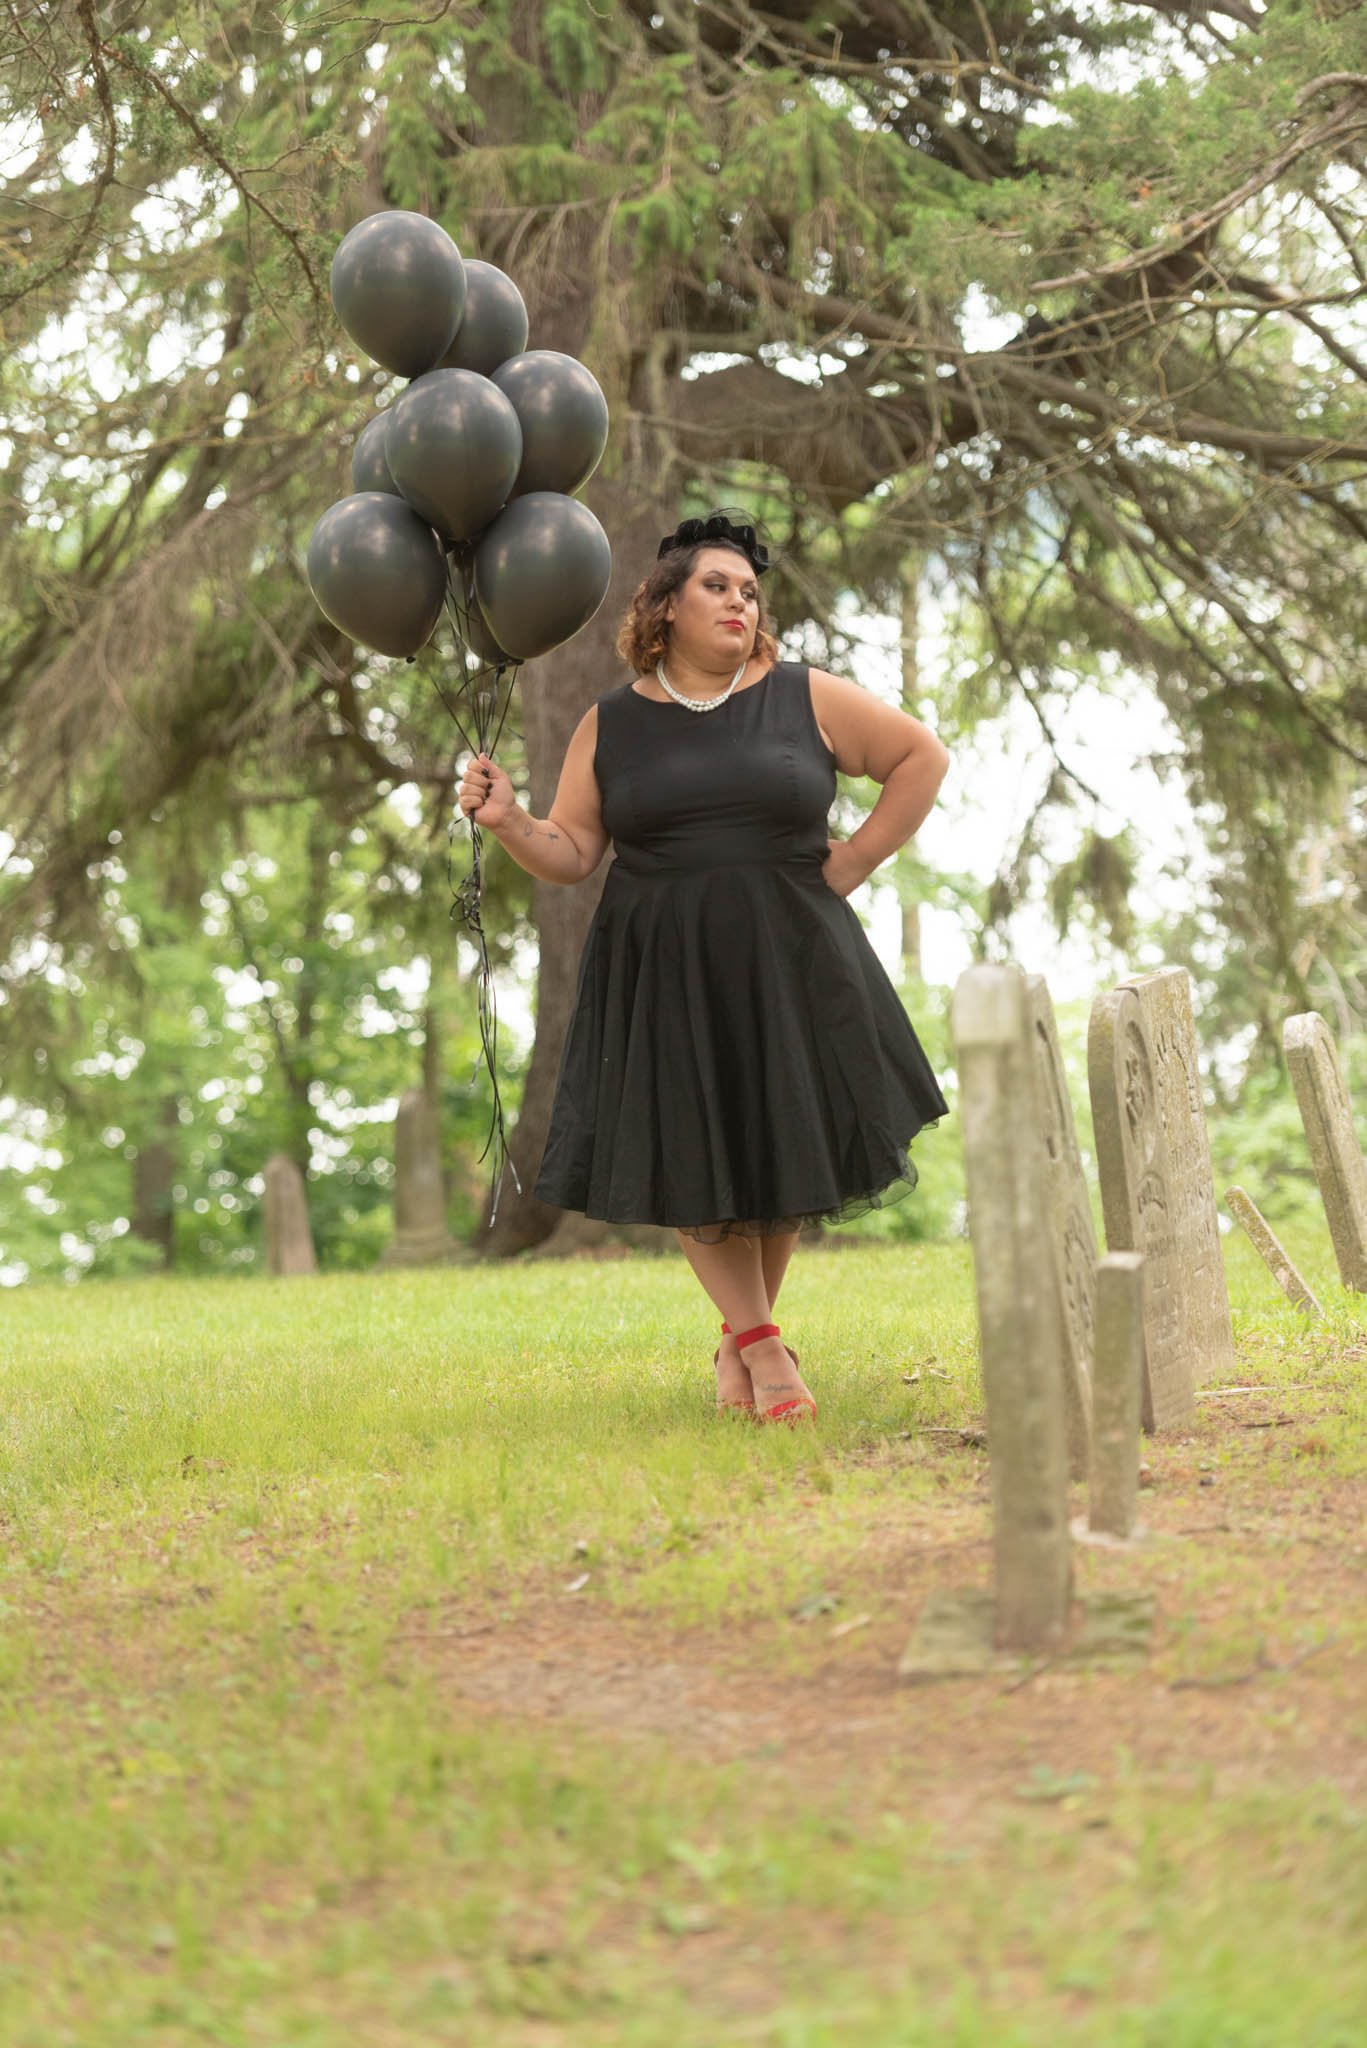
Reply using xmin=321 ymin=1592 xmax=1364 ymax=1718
xmin=667 ymin=1143 xmax=936 ymax=1244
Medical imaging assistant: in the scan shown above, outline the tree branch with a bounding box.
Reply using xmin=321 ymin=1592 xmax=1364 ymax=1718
xmin=0 ymin=1 xmax=119 ymax=314
xmin=100 ymin=37 xmax=325 ymax=312
xmin=1030 ymin=98 xmax=1367 ymax=293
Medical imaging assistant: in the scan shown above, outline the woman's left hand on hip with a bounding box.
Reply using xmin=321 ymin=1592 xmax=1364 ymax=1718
xmin=822 ymin=838 xmax=868 ymax=899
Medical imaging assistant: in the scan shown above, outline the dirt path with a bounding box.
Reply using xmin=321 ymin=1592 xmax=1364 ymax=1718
xmin=396 ymin=1396 xmax=1366 ymax=1819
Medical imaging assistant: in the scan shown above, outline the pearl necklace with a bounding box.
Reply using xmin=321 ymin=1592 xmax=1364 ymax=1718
xmin=654 ymin=655 xmax=747 ymax=713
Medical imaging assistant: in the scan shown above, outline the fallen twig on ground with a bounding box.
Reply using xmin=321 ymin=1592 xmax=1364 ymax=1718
xmin=1169 ymin=1634 xmax=1338 ymax=1690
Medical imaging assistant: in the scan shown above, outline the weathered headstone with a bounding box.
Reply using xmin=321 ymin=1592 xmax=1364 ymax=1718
xmin=1024 ymin=973 xmax=1095 ymax=1479
xmin=1283 ymin=1012 xmax=1367 ymax=1292
xmin=263 ymin=1153 xmax=317 ymax=1276
xmin=898 ymin=963 xmax=1156 ymax=1684
xmin=1088 ymin=988 xmax=1195 ymax=1429
xmin=1089 ymin=1253 xmax=1144 ymax=1539
xmin=1224 ymin=1186 xmax=1324 ymax=1317
xmin=1117 ymin=966 xmax=1234 ymax=1386
xmin=948 ymin=963 xmax=1073 ymax=1651
xmin=380 ymin=1087 xmax=462 ymax=1268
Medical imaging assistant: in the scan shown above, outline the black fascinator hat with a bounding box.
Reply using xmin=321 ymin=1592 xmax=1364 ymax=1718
xmin=656 ymin=508 xmax=771 ymax=577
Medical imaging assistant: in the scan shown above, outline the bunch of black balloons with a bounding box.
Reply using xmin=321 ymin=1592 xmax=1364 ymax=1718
xmin=306 ymin=210 xmax=614 ymax=1226
xmin=307 ymin=209 xmax=612 ymax=665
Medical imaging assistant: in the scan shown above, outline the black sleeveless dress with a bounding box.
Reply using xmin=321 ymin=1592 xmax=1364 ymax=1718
xmin=532 ymin=661 xmax=950 ymax=1242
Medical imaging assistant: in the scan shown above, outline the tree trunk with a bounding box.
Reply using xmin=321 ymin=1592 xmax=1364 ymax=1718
xmin=477 ymin=477 xmax=667 ymax=1254
xmin=422 ymin=995 xmax=453 ymax=1210
xmin=283 ymin=814 xmax=331 ymax=1178
xmin=898 ymin=559 xmax=921 ymax=709
xmin=131 ymin=1091 xmax=178 ymax=1266
xmin=461 ymin=139 xmax=673 ymax=1256
xmin=902 ymin=899 xmax=923 ymax=981
xmin=899 ymin=560 xmax=924 ymax=985
xmin=422 ymin=995 xmax=441 ymax=1104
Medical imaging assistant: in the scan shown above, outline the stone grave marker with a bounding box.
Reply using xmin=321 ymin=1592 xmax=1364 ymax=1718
xmin=944 ymin=963 xmax=1072 ymax=1649
xmin=263 ymin=1153 xmax=317 ymax=1276
xmin=380 ymin=1087 xmax=462 ymax=1268
xmin=1024 ymin=973 xmax=1095 ymax=1479
xmin=1089 ymin=1252 xmax=1144 ymax=1540
xmin=1224 ymin=1186 xmax=1324 ymax=1316
xmin=1283 ymin=1012 xmax=1367 ymax=1292
xmin=1088 ymin=988 xmax=1195 ymax=1429
xmin=1117 ymin=966 xmax=1234 ymax=1386
xmin=899 ymin=967 xmax=1155 ymax=1683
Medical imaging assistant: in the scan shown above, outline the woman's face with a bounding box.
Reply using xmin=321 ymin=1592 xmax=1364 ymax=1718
xmin=664 ymin=547 xmax=760 ymax=666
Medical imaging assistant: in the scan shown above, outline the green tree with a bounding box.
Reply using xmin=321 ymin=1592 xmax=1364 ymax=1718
xmin=0 ymin=796 xmax=512 ymax=1279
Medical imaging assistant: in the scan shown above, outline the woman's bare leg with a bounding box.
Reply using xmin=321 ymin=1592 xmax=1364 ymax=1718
xmin=707 ymin=1227 xmax=802 ymax=1398
xmin=677 ymin=1226 xmax=807 ymax=1413
xmin=760 ymin=1228 xmax=800 ymax=1312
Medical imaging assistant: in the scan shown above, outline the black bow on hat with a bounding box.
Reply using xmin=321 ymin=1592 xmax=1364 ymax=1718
xmin=657 ymin=511 xmax=770 ymax=576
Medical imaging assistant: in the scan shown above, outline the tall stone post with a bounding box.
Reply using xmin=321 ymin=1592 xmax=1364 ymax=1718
xmin=1089 ymin=1253 xmax=1144 ymax=1540
xmin=952 ymin=963 xmax=1072 ymax=1652
xmin=1024 ymin=974 xmax=1096 ymax=1479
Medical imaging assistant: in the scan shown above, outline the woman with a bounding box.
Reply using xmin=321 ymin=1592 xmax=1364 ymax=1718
xmin=458 ymin=511 xmax=952 ymax=1421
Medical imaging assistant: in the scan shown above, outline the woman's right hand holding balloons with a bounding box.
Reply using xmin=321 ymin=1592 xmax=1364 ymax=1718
xmin=459 ymin=751 xmax=516 ymax=828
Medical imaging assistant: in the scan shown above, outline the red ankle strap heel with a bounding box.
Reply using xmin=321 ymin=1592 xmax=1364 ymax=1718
xmin=732 ymin=1322 xmax=816 ymax=1424
xmin=731 ymin=1321 xmax=780 ymax=1349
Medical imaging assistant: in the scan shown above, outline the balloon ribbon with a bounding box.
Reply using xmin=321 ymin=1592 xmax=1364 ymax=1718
xmin=428 ymin=569 xmax=523 ymax=1229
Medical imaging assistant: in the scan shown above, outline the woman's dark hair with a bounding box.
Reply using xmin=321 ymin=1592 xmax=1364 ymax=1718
xmin=616 ymin=541 xmax=778 ymax=676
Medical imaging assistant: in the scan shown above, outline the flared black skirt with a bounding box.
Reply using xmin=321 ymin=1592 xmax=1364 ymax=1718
xmin=533 ymin=858 xmax=949 ymax=1242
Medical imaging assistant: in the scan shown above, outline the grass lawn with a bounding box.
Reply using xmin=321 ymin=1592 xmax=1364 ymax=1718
xmin=0 ymin=1225 xmax=1364 ymax=2046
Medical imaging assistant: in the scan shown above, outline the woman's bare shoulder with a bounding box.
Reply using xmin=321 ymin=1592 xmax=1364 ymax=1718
xmin=808 ymin=665 xmax=867 ymax=697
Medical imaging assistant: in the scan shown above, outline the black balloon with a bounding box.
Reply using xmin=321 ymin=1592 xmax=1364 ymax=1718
xmin=330 ymin=211 xmax=466 ymax=379
xmin=350 ymin=412 xmax=400 ymax=496
xmin=386 ymin=369 xmax=523 ymax=546
xmin=474 ymin=492 xmax=612 ymax=661
xmin=440 ymin=260 xmax=530 ymax=377
xmin=491 ymin=351 xmax=609 ymax=498
xmin=307 ymin=492 xmax=447 ymax=659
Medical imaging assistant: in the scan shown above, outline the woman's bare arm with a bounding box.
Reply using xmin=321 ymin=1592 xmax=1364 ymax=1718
xmin=461 ymin=705 xmax=610 ymax=886
xmin=810 ymin=669 xmax=950 ymax=885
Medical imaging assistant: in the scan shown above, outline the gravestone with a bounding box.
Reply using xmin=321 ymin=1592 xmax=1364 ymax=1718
xmin=898 ymin=962 xmax=1157 ymax=1684
xmin=1024 ymin=973 xmax=1096 ymax=1479
xmin=1088 ymin=988 xmax=1195 ymax=1429
xmin=1224 ymin=1186 xmax=1324 ymax=1317
xmin=1089 ymin=1252 xmax=1144 ymax=1539
xmin=263 ymin=1153 xmax=317 ymax=1276
xmin=946 ymin=963 xmax=1073 ymax=1650
xmin=1117 ymin=966 xmax=1234 ymax=1386
xmin=380 ymin=1087 xmax=462 ymax=1268
xmin=1283 ymin=1012 xmax=1367 ymax=1292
